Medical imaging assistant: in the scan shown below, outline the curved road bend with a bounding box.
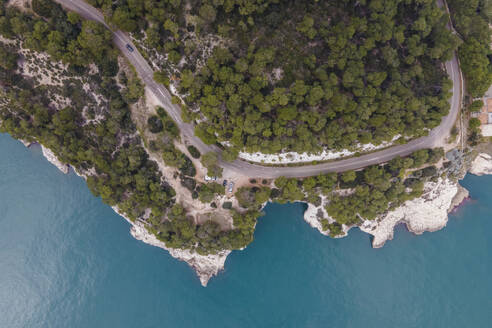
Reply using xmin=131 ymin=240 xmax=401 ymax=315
xmin=57 ymin=0 xmax=462 ymax=178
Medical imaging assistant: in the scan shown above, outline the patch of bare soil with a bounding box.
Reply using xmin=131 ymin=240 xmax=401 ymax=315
xmin=16 ymin=46 xmax=108 ymax=114
xmin=19 ymin=50 xmax=67 ymax=87
xmin=132 ymin=87 xmax=236 ymax=230
xmin=8 ymin=0 xmax=31 ymax=12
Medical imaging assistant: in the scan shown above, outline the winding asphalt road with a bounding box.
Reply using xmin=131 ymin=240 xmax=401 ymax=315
xmin=56 ymin=0 xmax=462 ymax=178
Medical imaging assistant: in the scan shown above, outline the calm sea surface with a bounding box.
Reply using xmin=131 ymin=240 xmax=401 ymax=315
xmin=0 ymin=133 xmax=491 ymax=328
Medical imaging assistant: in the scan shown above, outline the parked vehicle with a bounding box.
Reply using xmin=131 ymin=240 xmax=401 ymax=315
xmin=204 ymin=175 xmax=217 ymax=181
xmin=126 ymin=44 xmax=134 ymax=52
xmin=222 ymin=180 xmax=228 ymax=186
xmin=228 ymin=181 xmax=234 ymax=193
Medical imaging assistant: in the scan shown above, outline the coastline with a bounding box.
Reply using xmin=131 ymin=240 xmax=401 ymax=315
xmin=303 ymin=177 xmax=466 ymax=248
xmin=303 ymin=195 xmax=351 ymax=238
xmin=24 ymin=139 xmax=229 ymax=287
xmin=360 ymin=177 xmax=463 ymax=248
xmin=41 ymin=145 xmax=70 ymax=174
xmin=303 ymin=152 xmax=492 ymax=248
xmin=111 ymin=206 xmax=231 ymax=287
xmin=469 ymin=153 xmax=492 ymax=176
xmin=26 ymin=136 xmax=492 ymax=285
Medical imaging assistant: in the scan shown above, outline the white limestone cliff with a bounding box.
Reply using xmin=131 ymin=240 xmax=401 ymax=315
xmin=469 ymin=153 xmax=492 ymax=176
xmin=360 ymin=178 xmax=465 ymax=248
xmin=113 ymin=207 xmax=230 ymax=287
xmin=29 ymin=140 xmax=227 ymax=286
xmin=41 ymin=145 xmax=70 ymax=174
xmin=304 ymin=177 xmax=468 ymax=249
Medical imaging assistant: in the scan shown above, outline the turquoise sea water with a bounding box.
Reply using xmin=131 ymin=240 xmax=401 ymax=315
xmin=0 ymin=133 xmax=491 ymax=328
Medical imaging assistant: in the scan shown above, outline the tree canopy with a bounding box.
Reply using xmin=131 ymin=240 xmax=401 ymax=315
xmin=92 ymin=0 xmax=458 ymax=154
xmin=448 ymin=0 xmax=492 ymax=98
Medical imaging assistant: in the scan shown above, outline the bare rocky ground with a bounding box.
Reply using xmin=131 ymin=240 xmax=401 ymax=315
xmin=8 ymin=0 xmax=30 ymax=12
xmin=304 ymin=172 xmax=467 ymax=249
xmin=303 ymin=141 xmax=489 ymax=253
xmin=14 ymin=44 xmax=108 ymax=119
xmin=131 ymin=82 xmax=237 ymax=230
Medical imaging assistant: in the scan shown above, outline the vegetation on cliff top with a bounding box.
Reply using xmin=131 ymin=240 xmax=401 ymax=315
xmin=0 ymin=0 xmax=469 ymax=254
xmin=234 ymin=148 xmax=445 ymax=236
xmin=0 ymin=0 xmax=260 ymax=256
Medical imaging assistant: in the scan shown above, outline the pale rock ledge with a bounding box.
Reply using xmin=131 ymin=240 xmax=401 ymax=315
xmin=19 ymin=140 xmax=70 ymax=174
xmin=113 ymin=206 xmax=230 ymax=287
xmin=469 ymin=153 xmax=492 ymax=176
xmin=41 ymin=145 xmax=70 ymax=174
xmin=360 ymin=178 xmax=463 ymax=248
xmin=26 ymin=139 xmax=480 ymax=284
xmin=27 ymin=140 xmax=228 ymax=286
xmin=304 ymin=178 xmax=467 ymax=248
xmin=303 ymin=195 xmax=350 ymax=238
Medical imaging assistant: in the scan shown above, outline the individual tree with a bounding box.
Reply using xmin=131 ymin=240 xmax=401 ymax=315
xmin=341 ymin=171 xmax=356 ymax=183
xmin=222 ymin=146 xmax=239 ymax=162
xmin=469 ymin=117 xmax=481 ymax=130
xmin=201 ymin=151 xmax=223 ymax=177
xmin=154 ymin=70 xmax=170 ymax=86
xmin=148 ymin=115 xmax=163 ymax=133
xmin=469 ymin=100 xmax=484 ymax=112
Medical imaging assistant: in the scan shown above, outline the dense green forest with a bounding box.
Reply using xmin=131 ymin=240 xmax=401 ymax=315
xmin=91 ymin=0 xmax=458 ymax=156
xmin=0 ymin=0 xmax=259 ymax=255
xmin=447 ymin=0 xmax=492 ymax=98
xmin=0 ymin=0 xmax=464 ymax=255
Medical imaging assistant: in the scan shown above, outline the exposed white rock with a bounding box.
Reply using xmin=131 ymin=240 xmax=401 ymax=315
xmin=41 ymin=145 xmax=69 ymax=174
xmin=360 ymin=178 xmax=460 ymax=248
xmin=22 ymin=140 xmax=228 ymax=286
xmin=240 ymin=148 xmax=353 ymax=164
xmin=22 ymin=139 xmax=477 ymax=283
xmin=469 ymin=153 xmax=492 ymax=176
xmin=303 ymin=195 xmax=349 ymax=238
xmin=19 ymin=140 xmax=70 ymax=174
xmin=303 ymin=203 xmax=330 ymax=236
xmin=240 ymin=135 xmax=401 ymax=164
xmin=112 ymin=206 xmax=230 ymax=287
xmin=19 ymin=139 xmax=33 ymax=147
xmin=304 ymin=177 xmax=466 ymax=248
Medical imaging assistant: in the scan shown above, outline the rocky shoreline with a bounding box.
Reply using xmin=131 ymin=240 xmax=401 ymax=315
xmin=24 ymin=139 xmax=228 ymax=287
xmin=360 ymin=177 xmax=464 ymax=248
xmin=41 ymin=145 xmax=70 ymax=174
xmin=111 ymin=206 xmax=231 ymax=287
xmin=469 ymin=153 xmax=492 ymax=176
xmin=303 ymin=177 xmax=466 ymax=248
xmin=303 ymin=152 xmax=492 ymax=249
xmin=25 ymin=137 xmax=492 ymax=286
